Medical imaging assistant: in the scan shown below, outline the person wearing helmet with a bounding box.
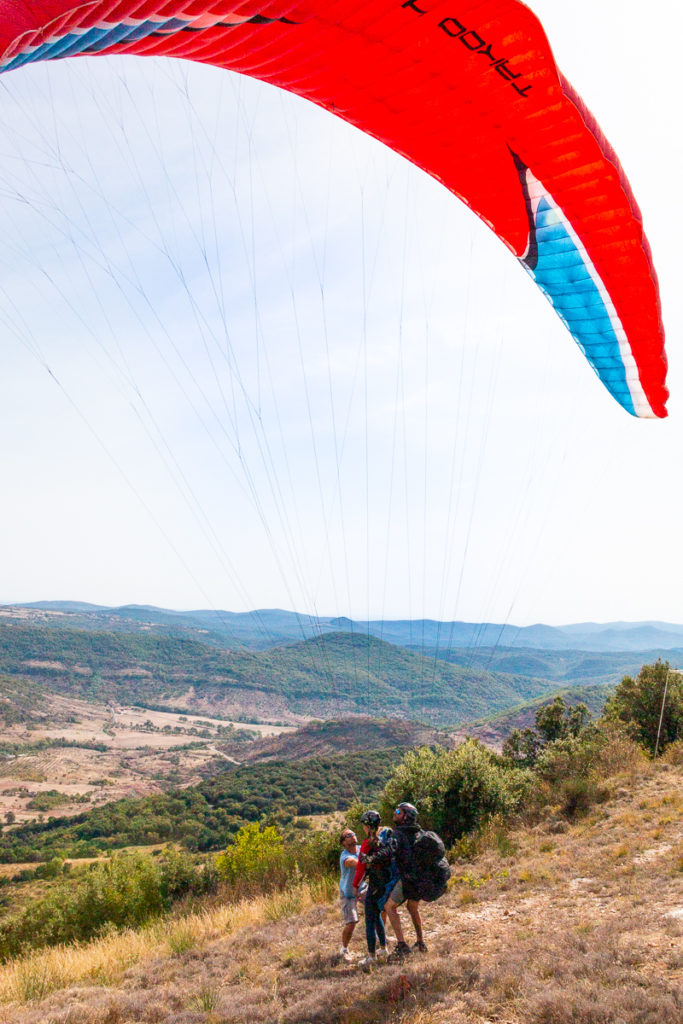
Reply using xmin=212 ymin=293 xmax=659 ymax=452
xmin=338 ymin=828 xmax=363 ymax=962
xmin=352 ymin=810 xmax=390 ymax=968
xmin=367 ymin=802 xmax=426 ymax=961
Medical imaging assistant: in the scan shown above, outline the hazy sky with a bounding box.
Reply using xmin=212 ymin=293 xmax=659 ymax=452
xmin=0 ymin=1 xmax=681 ymax=627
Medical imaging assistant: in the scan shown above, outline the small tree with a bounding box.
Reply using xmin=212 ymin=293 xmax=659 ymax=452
xmin=503 ymin=697 xmax=590 ymax=767
xmin=536 ymin=697 xmax=589 ymax=743
xmin=604 ymin=660 xmax=683 ymax=756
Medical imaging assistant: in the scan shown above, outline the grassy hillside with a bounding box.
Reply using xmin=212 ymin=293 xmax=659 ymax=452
xmin=0 ymin=675 xmax=54 ymax=730
xmin=0 ymin=759 xmax=680 ymax=1023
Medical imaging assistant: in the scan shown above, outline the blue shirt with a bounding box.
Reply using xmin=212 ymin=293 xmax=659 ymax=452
xmin=339 ymin=846 xmax=360 ymax=897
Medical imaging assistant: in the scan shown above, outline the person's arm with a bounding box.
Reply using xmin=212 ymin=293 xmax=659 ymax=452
xmin=353 ymin=840 xmax=370 ymax=889
xmin=364 ymin=834 xmax=395 ymax=866
xmin=342 ymin=849 xmax=359 ymax=873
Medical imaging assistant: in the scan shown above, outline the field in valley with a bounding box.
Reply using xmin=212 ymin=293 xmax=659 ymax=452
xmin=0 ymin=696 xmax=295 ymax=824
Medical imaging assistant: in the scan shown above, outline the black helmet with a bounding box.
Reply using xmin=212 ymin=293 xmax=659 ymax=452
xmin=395 ymin=802 xmax=418 ymax=824
xmin=360 ymin=809 xmax=381 ymax=828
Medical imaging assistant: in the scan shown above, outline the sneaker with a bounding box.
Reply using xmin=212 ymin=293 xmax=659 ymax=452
xmin=339 ymin=947 xmax=353 ymax=963
xmin=413 ymin=940 xmax=428 ymax=953
xmin=376 ymin=946 xmax=388 ymax=960
xmin=359 ymin=955 xmax=376 ymax=970
xmin=387 ymin=941 xmax=411 ymax=963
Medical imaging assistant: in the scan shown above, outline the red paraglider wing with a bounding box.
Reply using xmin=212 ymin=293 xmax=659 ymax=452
xmin=0 ymin=0 xmax=668 ymax=417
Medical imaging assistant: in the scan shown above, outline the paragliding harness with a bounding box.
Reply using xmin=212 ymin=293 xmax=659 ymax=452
xmin=375 ymin=826 xmax=399 ymax=910
xmin=412 ymin=828 xmax=451 ymax=903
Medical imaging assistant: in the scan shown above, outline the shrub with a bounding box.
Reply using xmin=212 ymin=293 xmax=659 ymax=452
xmin=592 ymin=723 xmax=648 ymax=778
xmin=215 ymin=822 xmax=337 ymax=899
xmin=534 ymin=731 xmax=603 ymax=784
xmin=528 ymin=728 xmax=616 ymax=819
xmin=27 ymin=791 xmax=68 ymax=812
xmin=0 ymin=851 xmax=165 ymax=960
xmin=661 ymin=738 xmax=683 ymax=766
xmin=159 ymin=845 xmax=218 ymax=902
xmin=0 ymin=848 xmax=217 ymax=961
xmin=380 ymin=741 xmax=529 ymax=845
xmin=33 ymin=858 xmax=65 ymax=880
xmin=216 ymin=822 xmax=286 ymax=891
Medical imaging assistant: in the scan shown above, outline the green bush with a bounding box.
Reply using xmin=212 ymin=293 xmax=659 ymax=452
xmin=0 ymin=847 xmax=217 ymax=960
xmin=159 ymin=845 xmax=218 ymax=902
xmin=0 ymin=851 xmax=163 ymax=959
xmin=215 ymin=823 xmax=338 ymax=898
xmin=380 ymin=741 xmax=529 ymax=846
xmin=33 ymin=857 xmax=65 ymax=880
xmin=216 ymin=823 xmax=285 ymax=890
xmin=534 ymin=730 xmax=603 ymax=783
xmin=27 ymin=791 xmax=68 ymax=812
xmin=528 ymin=729 xmax=612 ymax=819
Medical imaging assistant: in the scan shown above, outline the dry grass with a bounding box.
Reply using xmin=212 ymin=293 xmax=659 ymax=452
xmin=1 ymin=764 xmax=681 ymax=1024
xmin=0 ymin=876 xmax=336 ymax=1006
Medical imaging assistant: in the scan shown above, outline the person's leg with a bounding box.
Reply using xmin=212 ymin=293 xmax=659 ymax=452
xmin=340 ymin=894 xmax=358 ymax=954
xmin=365 ymin=895 xmax=377 ymax=955
xmin=375 ymin=905 xmax=386 ymax=950
xmin=406 ymin=899 xmax=424 ymax=943
xmin=384 ymin=897 xmax=405 ymax=944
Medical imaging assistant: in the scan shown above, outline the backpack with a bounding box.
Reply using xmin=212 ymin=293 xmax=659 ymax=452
xmin=366 ymin=828 xmax=395 ymax=898
xmin=412 ymin=829 xmax=451 ymax=903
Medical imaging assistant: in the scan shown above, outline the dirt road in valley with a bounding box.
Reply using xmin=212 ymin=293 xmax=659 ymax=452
xmin=0 ymin=695 xmax=296 ymax=824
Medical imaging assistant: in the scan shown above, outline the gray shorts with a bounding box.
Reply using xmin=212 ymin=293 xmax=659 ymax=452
xmin=388 ymin=879 xmax=405 ymax=906
xmin=388 ymin=879 xmax=419 ymax=906
xmin=340 ymin=895 xmax=359 ymax=924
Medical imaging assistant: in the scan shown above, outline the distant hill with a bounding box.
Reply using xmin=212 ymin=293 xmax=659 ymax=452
xmin=0 ymin=620 xmax=567 ymax=727
xmin=239 ymin=716 xmax=452 ymax=762
xmin=6 ymin=602 xmax=683 ymax=654
xmin=424 ymin=646 xmax=662 ymax=688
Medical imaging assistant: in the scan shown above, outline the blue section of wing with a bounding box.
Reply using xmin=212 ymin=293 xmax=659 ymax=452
xmin=0 ymin=18 xmax=191 ymax=72
xmin=521 ymin=196 xmax=634 ymax=415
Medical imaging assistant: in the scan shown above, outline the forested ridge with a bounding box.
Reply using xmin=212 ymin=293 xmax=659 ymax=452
xmin=0 ymin=620 xmax=566 ymax=723
xmin=0 ymin=747 xmax=408 ymax=862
